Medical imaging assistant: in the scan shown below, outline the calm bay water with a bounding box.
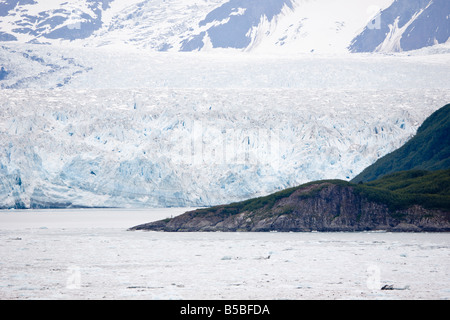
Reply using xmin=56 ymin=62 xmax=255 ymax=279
xmin=1 ymin=208 xmax=449 ymax=300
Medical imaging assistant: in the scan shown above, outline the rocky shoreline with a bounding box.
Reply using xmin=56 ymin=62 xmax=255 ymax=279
xmin=129 ymin=182 xmax=450 ymax=232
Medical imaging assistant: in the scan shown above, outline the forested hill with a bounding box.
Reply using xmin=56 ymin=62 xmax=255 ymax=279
xmin=352 ymin=104 xmax=450 ymax=183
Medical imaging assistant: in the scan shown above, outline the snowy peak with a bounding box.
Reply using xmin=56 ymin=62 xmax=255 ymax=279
xmin=180 ymin=0 xmax=293 ymax=51
xmin=1 ymin=0 xmax=448 ymax=53
xmin=0 ymin=0 xmax=113 ymax=43
xmin=349 ymin=0 xmax=450 ymax=53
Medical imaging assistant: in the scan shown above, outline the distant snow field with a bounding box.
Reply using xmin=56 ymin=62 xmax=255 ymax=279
xmin=0 ymin=209 xmax=449 ymax=300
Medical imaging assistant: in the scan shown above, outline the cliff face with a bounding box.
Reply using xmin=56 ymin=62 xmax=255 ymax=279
xmin=130 ymin=182 xmax=450 ymax=232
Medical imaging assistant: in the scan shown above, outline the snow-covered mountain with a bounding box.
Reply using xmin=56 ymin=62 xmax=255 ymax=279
xmin=179 ymin=0 xmax=295 ymax=51
xmin=0 ymin=0 xmax=114 ymax=42
xmin=350 ymin=0 xmax=450 ymax=53
xmin=0 ymin=0 xmax=448 ymax=53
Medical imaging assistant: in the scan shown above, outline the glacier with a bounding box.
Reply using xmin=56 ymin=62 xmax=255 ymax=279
xmin=1 ymin=47 xmax=450 ymax=208
xmin=0 ymin=1 xmax=449 ymax=209
xmin=1 ymin=42 xmax=450 ymax=90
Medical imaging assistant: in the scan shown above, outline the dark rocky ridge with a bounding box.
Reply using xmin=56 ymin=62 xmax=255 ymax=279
xmin=129 ymin=182 xmax=450 ymax=232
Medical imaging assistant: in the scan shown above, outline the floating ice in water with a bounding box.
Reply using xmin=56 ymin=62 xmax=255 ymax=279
xmin=0 ymin=209 xmax=448 ymax=300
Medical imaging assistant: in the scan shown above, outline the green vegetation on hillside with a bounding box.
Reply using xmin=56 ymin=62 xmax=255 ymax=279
xmin=194 ymin=179 xmax=351 ymax=217
xmin=354 ymin=169 xmax=450 ymax=211
xmin=194 ymin=170 xmax=450 ymax=218
xmin=352 ymin=104 xmax=450 ymax=183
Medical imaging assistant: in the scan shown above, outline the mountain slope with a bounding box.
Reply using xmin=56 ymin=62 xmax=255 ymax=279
xmin=349 ymin=0 xmax=450 ymax=53
xmin=352 ymin=104 xmax=450 ymax=183
xmin=130 ymin=104 xmax=450 ymax=232
xmin=0 ymin=0 xmax=114 ymax=43
xmin=179 ymin=0 xmax=293 ymax=51
xmin=1 ymin=0 xmax=448 ymax=53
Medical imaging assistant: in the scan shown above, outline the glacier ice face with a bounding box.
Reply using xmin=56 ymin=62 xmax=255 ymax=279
xmin=1 ymin=86 xmax=449 ymax=209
